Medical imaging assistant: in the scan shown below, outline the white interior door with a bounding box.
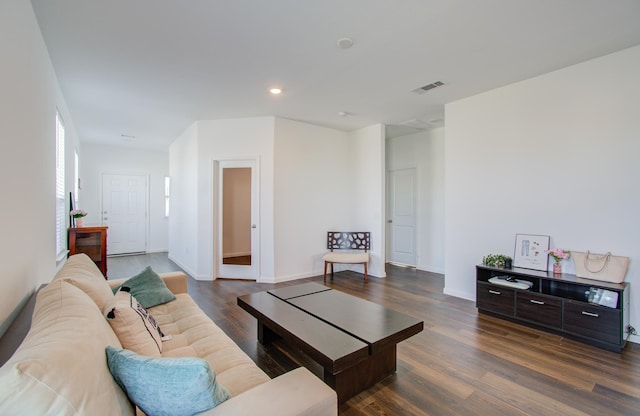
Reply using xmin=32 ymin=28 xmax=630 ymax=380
xmin=388 ymin=168 xmax=417 ymax=266
xmin=102 ymin=173 xmax=147 ymax=255
xmin=216 ymin=159 xmax=259 ymax=280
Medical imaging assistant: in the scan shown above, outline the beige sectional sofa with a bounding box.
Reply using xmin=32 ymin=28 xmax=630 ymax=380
xmin=0 ymin=254 xmax=337 ymax=415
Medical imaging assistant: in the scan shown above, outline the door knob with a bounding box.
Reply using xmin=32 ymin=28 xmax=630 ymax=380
xmin=251 ymin=224 xmax=257 ymax=228
xmin=388 ymin=220 xmax=392 ymax=223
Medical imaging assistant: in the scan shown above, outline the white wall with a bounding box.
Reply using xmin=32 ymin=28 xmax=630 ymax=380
xmin=445 ymin=45 xmax=640 ymax=344
xmin=197 ymin=117 xmax=276 ymax=281
xmin=0 ymin=0 xmax=80 ymax=335
xmin=168 ymin=122 xmax=200 ymax=278
xmin=387 ymin=127 xmax=445 ymax=273
xmin=169 ymin=117 xmax=276 ymax=280
xmin=273 ymin=118 xmax=351 ymax=280
xmin=349 ymin=124 xmax=387 ymax=278
xmin=168 ymin=117 xmax=388 ymax=283
xmin=80 ymin=144 xmax=169 ymax=253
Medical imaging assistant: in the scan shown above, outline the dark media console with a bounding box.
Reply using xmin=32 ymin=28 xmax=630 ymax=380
xmin=476 ymin=265 xmax=630 ymax=352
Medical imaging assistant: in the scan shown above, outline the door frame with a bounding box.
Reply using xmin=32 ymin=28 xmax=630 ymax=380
xmin=100 ymin=171 xmax=150 ymax=255
xmin=386 ymin=167 xmax=418 ymax=266
xmin=212 ymin=157 xmax=260 ymax=280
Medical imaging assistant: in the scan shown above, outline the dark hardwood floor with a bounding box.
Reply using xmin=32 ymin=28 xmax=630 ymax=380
xmin=108 ymin=254 xmax=640 ymax=415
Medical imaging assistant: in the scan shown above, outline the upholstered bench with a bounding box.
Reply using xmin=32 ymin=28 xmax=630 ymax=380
xmin=322 ymin=232 xmax=370 ymax=282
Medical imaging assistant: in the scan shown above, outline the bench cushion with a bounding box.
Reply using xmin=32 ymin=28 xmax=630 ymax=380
xmin=322 ymin=251 xmax=369 ymax=264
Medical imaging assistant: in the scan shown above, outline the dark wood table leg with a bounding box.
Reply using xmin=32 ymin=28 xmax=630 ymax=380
xmin=324 ymin=345 xmax=397 ymax=403
xmin=257 ymin=321 xmax=281 ymax=344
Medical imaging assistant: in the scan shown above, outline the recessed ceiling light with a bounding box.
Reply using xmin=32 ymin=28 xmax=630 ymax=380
xmin=269 ymin=87 xmax=282 ymax=95
xmin=337 ymin=37 xmax=354 ymax=49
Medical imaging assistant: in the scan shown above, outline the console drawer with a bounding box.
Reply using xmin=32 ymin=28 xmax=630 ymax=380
xmin=564 ymin=301 xmax=621 ymax=345
xmin=477 ymin=282 xmax=514 ymax=317
xmin=516 ymin=292 xmax=562 ymax=329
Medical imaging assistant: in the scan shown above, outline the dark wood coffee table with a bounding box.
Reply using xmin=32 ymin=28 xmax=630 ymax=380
xmin=237 ymin=282 xmax=423 ymax=402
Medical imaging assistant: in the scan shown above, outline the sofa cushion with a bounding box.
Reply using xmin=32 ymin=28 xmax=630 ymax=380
xmin=105 ymin=290 xmax=163 ymax=357
xmin=53 ymin=253 xmax=114 ymax=310
xmin=113 ymin=266 xmax=176 ymax=308
xmin=149 ymin=294 xmax=271 ymax=396
xmin=106 ymin=346 xmax=231 ymax=416
xmin=0 ymin=280 xmax=133 ymax=415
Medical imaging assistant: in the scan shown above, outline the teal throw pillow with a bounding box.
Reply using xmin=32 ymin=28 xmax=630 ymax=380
xmin=106 ymin=346 xmax=231 ymax=416
xmin=112 ymin=266 xmax=176 ymax=308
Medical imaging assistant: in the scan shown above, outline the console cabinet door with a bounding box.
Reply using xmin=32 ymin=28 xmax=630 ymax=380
xmin=564 ymin=301 xmax=621 ymax=345
xmin=477 ymin=282 xmax=514 ymax=317
xmin=516 ymin=292 xmax=561 ymax=329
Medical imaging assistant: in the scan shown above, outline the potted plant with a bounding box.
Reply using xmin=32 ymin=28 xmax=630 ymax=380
xmin=482 ymin=253 xmax=513 ymax=269
xmin=70 ymin=209 xmax=88 ymax=227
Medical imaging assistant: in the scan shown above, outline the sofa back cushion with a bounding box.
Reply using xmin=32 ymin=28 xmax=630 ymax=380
xmin=0 ymin=280 xmax=134 ymax=416
xmin=105 ymin=290 xmax=164 ymax=357
xmin=53 ymin=253 xmax=114 ymax=310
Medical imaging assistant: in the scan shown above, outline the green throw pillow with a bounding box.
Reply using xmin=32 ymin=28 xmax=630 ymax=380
xmin=113 ymin=266 xmax=176 ymax=308
xmin=106 ymin=346 xmax=231 ymax=416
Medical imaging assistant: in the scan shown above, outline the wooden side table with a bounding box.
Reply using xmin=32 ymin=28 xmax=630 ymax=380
xmin=68 ymin=226 xmax=108 ymax=278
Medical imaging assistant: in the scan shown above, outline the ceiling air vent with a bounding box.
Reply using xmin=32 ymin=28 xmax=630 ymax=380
xmin=412 ymin=81 xmax=444 ymax=94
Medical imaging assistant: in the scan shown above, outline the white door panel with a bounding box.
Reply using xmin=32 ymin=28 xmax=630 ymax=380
xmin=388 ymin=169 xmax=417 ymax=266
xmin=102 ymin=174 xmax=147 ymax=255
xmin=393 ymin=226 xmax=415 ymax=255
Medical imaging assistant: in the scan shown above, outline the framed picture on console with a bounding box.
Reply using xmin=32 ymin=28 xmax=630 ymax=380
xmin=513 ymin=233 xmax=549 ymax=271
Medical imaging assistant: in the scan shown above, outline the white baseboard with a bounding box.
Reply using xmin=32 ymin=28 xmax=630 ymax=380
xmin=167 ymin=254 xmax=201 ymax=280
xmin=416 ymin=264 xmax=445 ymax=275
xmin=261 ymin=271 xmax=316 ymax=284
xmin=146 ymin=248 xmax=169 ymax=254
xmin=443 ymin=287 xmax=474 ymax=302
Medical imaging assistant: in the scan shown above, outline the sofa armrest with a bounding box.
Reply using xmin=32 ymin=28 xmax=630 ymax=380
xmin=106 ymin=272 xmax=188 ymax=295
xmin=203 ymin=368 xmax=337 ymax=416
xmin=158 ymin=271 xmax=188 ymax=294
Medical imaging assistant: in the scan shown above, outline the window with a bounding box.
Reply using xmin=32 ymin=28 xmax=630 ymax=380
xmin=164 ymin=176 xmax=170 ymax=217
xmin=74 ymin=149 xmax=79 ymax=207
xmin=55 ymin=111 xmax=66 ymax=259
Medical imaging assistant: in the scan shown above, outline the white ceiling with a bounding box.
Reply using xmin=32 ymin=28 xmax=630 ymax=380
xmin=31 ymin=0 xmax=640 ymax=150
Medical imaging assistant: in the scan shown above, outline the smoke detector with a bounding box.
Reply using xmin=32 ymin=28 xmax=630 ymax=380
xmin=337 ymin=37 xmax=354 ymax=49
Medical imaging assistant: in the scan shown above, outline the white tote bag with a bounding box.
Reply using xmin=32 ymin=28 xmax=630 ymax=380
xmin=572 ymin=251 xmax=630 ymax=283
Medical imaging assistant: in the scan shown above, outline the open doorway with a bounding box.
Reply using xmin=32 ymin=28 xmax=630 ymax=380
xmin=215 ymin=159 xmax=259 ymax=280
